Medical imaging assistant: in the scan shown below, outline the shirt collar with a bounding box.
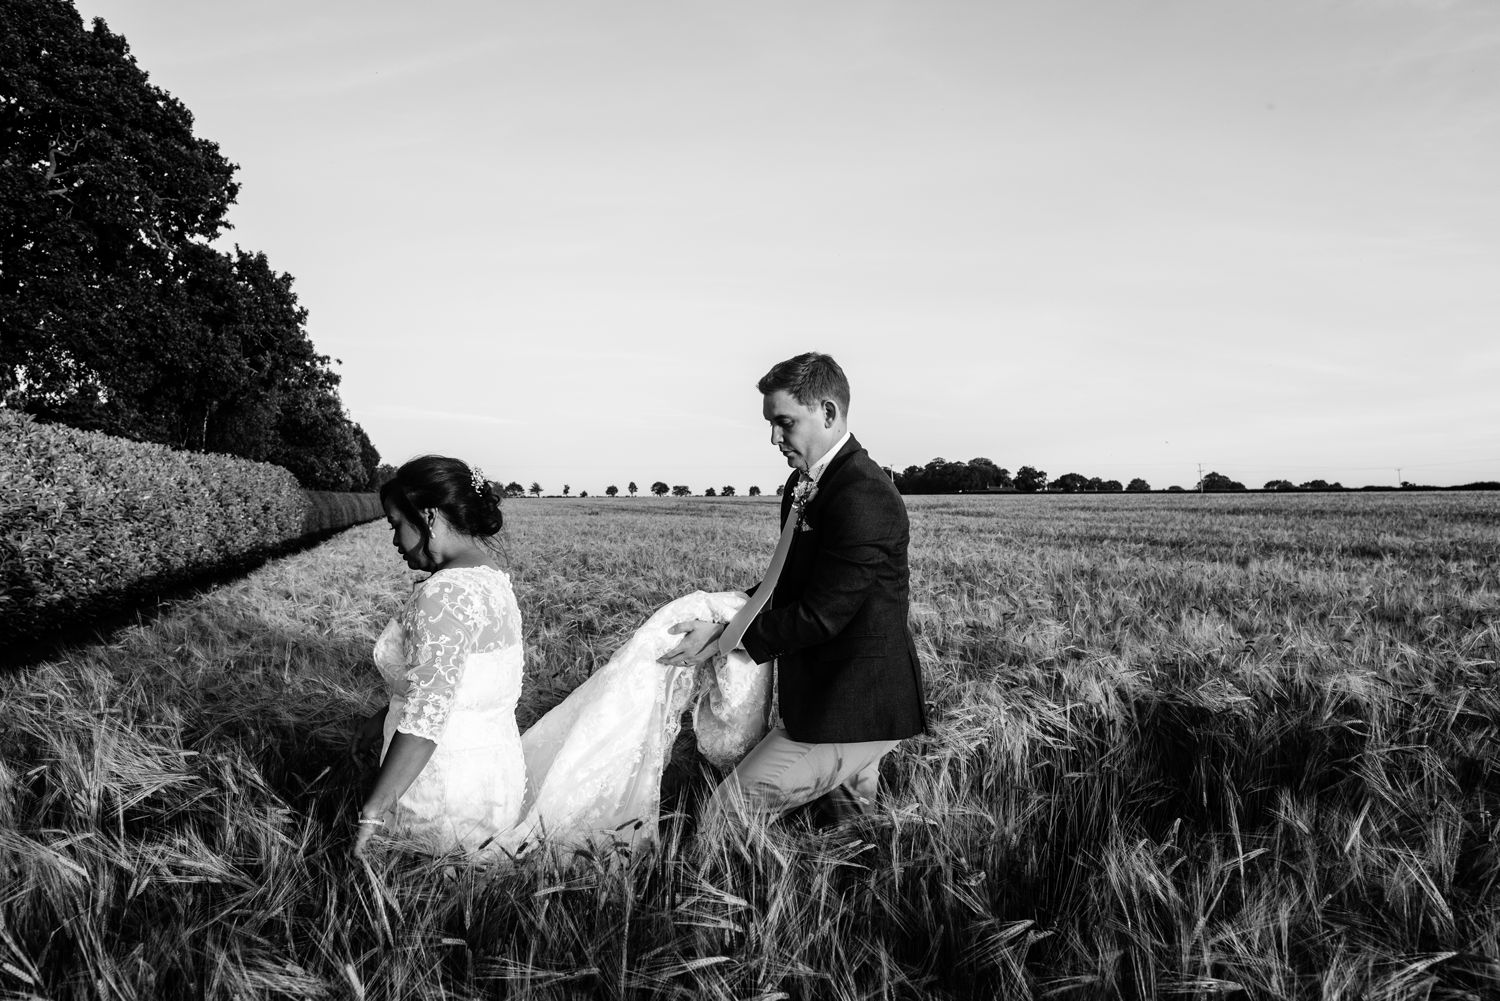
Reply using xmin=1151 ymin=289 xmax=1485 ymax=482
xmin=804 ymin=430 xmax=852 ymax=485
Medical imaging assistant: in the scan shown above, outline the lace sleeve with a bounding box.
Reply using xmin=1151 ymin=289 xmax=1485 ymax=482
xmin=397 ymin=576 xmax=479 ymax=742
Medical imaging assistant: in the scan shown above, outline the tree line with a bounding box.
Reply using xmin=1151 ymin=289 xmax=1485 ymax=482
xmin=482 ymin=463 xmax=1445 ymax=500
xmin=483 ymin=481 xmax=770 ymax=499
xmin=1 ymin=1 xmax=379 ymax=490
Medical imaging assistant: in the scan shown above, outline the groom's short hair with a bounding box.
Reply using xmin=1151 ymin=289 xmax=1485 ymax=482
xmin=758 ymin=352 xmax=850 ymax=413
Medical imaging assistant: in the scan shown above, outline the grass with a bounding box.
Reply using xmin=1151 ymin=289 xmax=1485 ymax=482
xmin=2 ymin=491 xmax=1498 ymax=999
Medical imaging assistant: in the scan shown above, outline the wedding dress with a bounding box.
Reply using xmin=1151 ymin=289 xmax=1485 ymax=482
xmin=372 ymin=571 xmax=769 ymax=857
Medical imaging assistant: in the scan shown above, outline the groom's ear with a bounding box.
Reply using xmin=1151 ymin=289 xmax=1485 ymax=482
xmin=821 ymin=399 xmax=839 ymax=427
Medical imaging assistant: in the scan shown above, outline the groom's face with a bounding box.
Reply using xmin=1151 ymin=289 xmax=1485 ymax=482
xmin=763 ymin=389 xmax=836 ymax=474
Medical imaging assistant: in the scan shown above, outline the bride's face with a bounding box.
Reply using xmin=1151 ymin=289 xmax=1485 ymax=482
xmin=383 ymin=500 xmax=432 ymax=571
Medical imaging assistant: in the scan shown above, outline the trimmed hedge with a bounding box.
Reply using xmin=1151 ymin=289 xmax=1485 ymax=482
xmin=304 ymin=490 xmax=384 ymax=535
xmin=1 ymin=409 xmax=380 ymax=645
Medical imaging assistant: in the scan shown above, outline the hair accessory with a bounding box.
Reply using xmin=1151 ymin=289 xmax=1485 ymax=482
xmin=470 ymin=465 xmax=486 ymax=494
xmin=356 ymin=817 xmax=386 ymax=827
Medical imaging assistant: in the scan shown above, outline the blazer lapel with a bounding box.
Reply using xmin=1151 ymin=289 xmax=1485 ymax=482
xmin=799 ymin=436 xmax=862 ymax=526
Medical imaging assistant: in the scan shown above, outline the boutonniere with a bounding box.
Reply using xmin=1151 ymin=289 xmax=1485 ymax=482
xmin=791 ymin=476 xmax=818 ymax=529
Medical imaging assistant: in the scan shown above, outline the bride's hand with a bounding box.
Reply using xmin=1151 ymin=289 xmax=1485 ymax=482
xmin=352 ymin=808 xmax=389 ymax=859
xmin=658 ymin=619 xmax=724 ymax=668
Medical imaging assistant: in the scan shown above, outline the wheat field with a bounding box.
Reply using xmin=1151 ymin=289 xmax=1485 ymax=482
xmin=2 ymin=492 xmax=1497 ymax=1000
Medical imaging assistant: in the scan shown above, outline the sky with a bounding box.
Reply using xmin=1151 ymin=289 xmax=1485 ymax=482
xmin=75 ymin=0 xmax=1500 ymax=492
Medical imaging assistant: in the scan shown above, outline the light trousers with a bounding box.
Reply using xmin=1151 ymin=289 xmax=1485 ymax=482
xmin=703 ymin=727 xmax=900 ymax=826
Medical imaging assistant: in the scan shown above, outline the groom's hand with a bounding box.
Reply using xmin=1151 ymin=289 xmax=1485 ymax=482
xmin=658 ymin=619 xmax=725 ymax=667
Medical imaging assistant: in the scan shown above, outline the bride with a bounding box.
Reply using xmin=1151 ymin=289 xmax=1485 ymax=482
xmin=351 ymin=455 xmax=767 ymax=858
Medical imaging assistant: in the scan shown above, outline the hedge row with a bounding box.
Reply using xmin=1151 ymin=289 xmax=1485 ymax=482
xmin=304 ymin=490 xmax=384 ymax=535
xmin=1 ymin=409 xmax=381 ymax=645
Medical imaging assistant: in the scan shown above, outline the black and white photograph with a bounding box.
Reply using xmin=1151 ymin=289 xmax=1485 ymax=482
xmin=2 ymin=1 xmax=1498 ymax=998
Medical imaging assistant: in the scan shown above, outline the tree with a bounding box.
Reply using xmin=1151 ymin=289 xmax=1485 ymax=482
xmin=258 ymin=362 xmax=364 ymax=489
xmin=0 ymin=8 xmax=369 ymax=488
xmin=1051 ymin=472 xmax=1088 ymax=493
xmin=628 ymin=481 xmax=638 ymax=497
xmin=720 ymin=485 xmax=735 ymax=497
xmin=529 ymin=482 xmax=542 ymax=497
xmin=968 ymin=457 xmax=1013 ymax=490
xmin=1264 ymin=479 xmax=1297 ymax=491
xmin=1199 ymin=471 xmax=1246 ymax=492
xmin=651 ymin=481 xmax=669 ymax=497
xmin=748 ymin=485 xmax=761 ymax=497
xmin=1014 ymin=466 xmax=1047 ymax=492
xmin=1167 ymin=485 xmax=1185 ymax=492
xmin=1 ymin=4 xmax=239 ymax=428
xmin=562 ymin=484 xmax=570 ymax=497
xmin=1300 ymin=479 xmax=1331 ymax=491
xmin=578 ymin=490 xmax=587 ymax=498
xmin=1100 ymin=479 xmax=1123 ymax=492
xmin=704 ymin=487 xmax=717 ymax=497
xmin=672 ymin=485 xmax=690 ymax=497
xmin=1126 ymin=477 xmax=1151 ymax=492
xmin=504 ymin=481 xmax=524 ymax=498
xmin=605 ymin=484 xmax=619 ymax=497
xmin=351 ymin=424 xmax=382 ymax=490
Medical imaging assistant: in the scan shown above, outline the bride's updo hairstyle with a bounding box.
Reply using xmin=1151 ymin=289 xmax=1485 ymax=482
xmin=379 ymin=455 xmax=504 ymax=557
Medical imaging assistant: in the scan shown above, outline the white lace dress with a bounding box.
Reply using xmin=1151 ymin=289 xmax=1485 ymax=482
xmin=373 ymin=576 xmax=769 ymax=857
xmin=373 ymin=566 xmax=526 ymax=850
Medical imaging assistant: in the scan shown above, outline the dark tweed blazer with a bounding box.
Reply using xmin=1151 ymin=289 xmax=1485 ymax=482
xmin=740 ymin=436 xmax=927 ymax=743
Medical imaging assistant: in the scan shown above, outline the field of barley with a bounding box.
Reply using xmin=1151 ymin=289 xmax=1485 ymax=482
xmin=2 ymin=492 xmax=1498 ymax=1000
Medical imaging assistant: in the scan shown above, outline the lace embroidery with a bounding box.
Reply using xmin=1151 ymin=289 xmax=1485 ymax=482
xmin=397 ymin=568 xmax=520 ymax=742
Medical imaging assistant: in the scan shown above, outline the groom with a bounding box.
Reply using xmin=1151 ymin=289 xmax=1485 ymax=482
xmin=662 ymin=352 xmax=926 ymax=825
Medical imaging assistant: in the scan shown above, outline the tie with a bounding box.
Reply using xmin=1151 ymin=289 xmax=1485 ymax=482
xmin=718 ymin=482 xmax=805 ymax=655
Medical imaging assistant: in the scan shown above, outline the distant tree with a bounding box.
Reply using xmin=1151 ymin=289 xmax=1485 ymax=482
xmin=776 ymin=484 xmax=785 ymax=496
xmin=704 ymin=487 xmax=717 ymax=497
xmin=605 ymin=484 xmax=619 ymax=497
xmin=651 ymin=481 xmax=669 ymax=497
xmin=561 ymin=484 xmax=570 ymax=497
xmin=504 ymin=481 xmax=524 ymax=498
xmin=1200 ymin=471 xmax=1246 ymax=492
xmin=628 ymin=481 xmax=638 ymax=497
xmin=1166 ymin=485 xmax=1185 ymax=492
xmin=672 ymin=484 xmax=691 ymax=497
xmin=1298 ymin=479 xmax=1344 ymax=491
xmin=967 ymin=457 xmax=1013 ymax=490
xmin=748 ymin=485 xmax=761 ymax=497
xmin=1051 ymin=472 xmax=1088 ymax=493
xmin=351 ymin=425 xmax=382 ymax=490
xmin=1264 ymin=479 xmax=1297 ymax=491
xmin=1126 ymin=477 xmax=1151 ymax=493
xmin=720 ymin=485 xmax=735 ymax=497
xmin=1100 ymin=479 xmax=1123 ymax=492
xmin=578 ymin=490 xmax=588 ymax=498
xmin=530 ymin=482 xmax=542 ymax=497
xmin=1085 ymin=476 xmax=1104 ymax=492
xmin=1014 ymin=466 xmax=1047 ymax=492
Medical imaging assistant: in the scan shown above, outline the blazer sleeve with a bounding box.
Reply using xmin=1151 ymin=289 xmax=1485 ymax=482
xmin=739 ymin=476 xmax=902 ymax=665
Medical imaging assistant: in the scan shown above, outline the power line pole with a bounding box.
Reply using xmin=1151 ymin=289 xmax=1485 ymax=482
xmin=1396 ymin=467 xmax=1402 ymax=488
xmin=1196 ymin=463 xmax=1204 ymax=493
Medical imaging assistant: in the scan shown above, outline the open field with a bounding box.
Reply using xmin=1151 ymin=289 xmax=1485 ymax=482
xmin=2 ymin=492 xmax=1498 ymax=1000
